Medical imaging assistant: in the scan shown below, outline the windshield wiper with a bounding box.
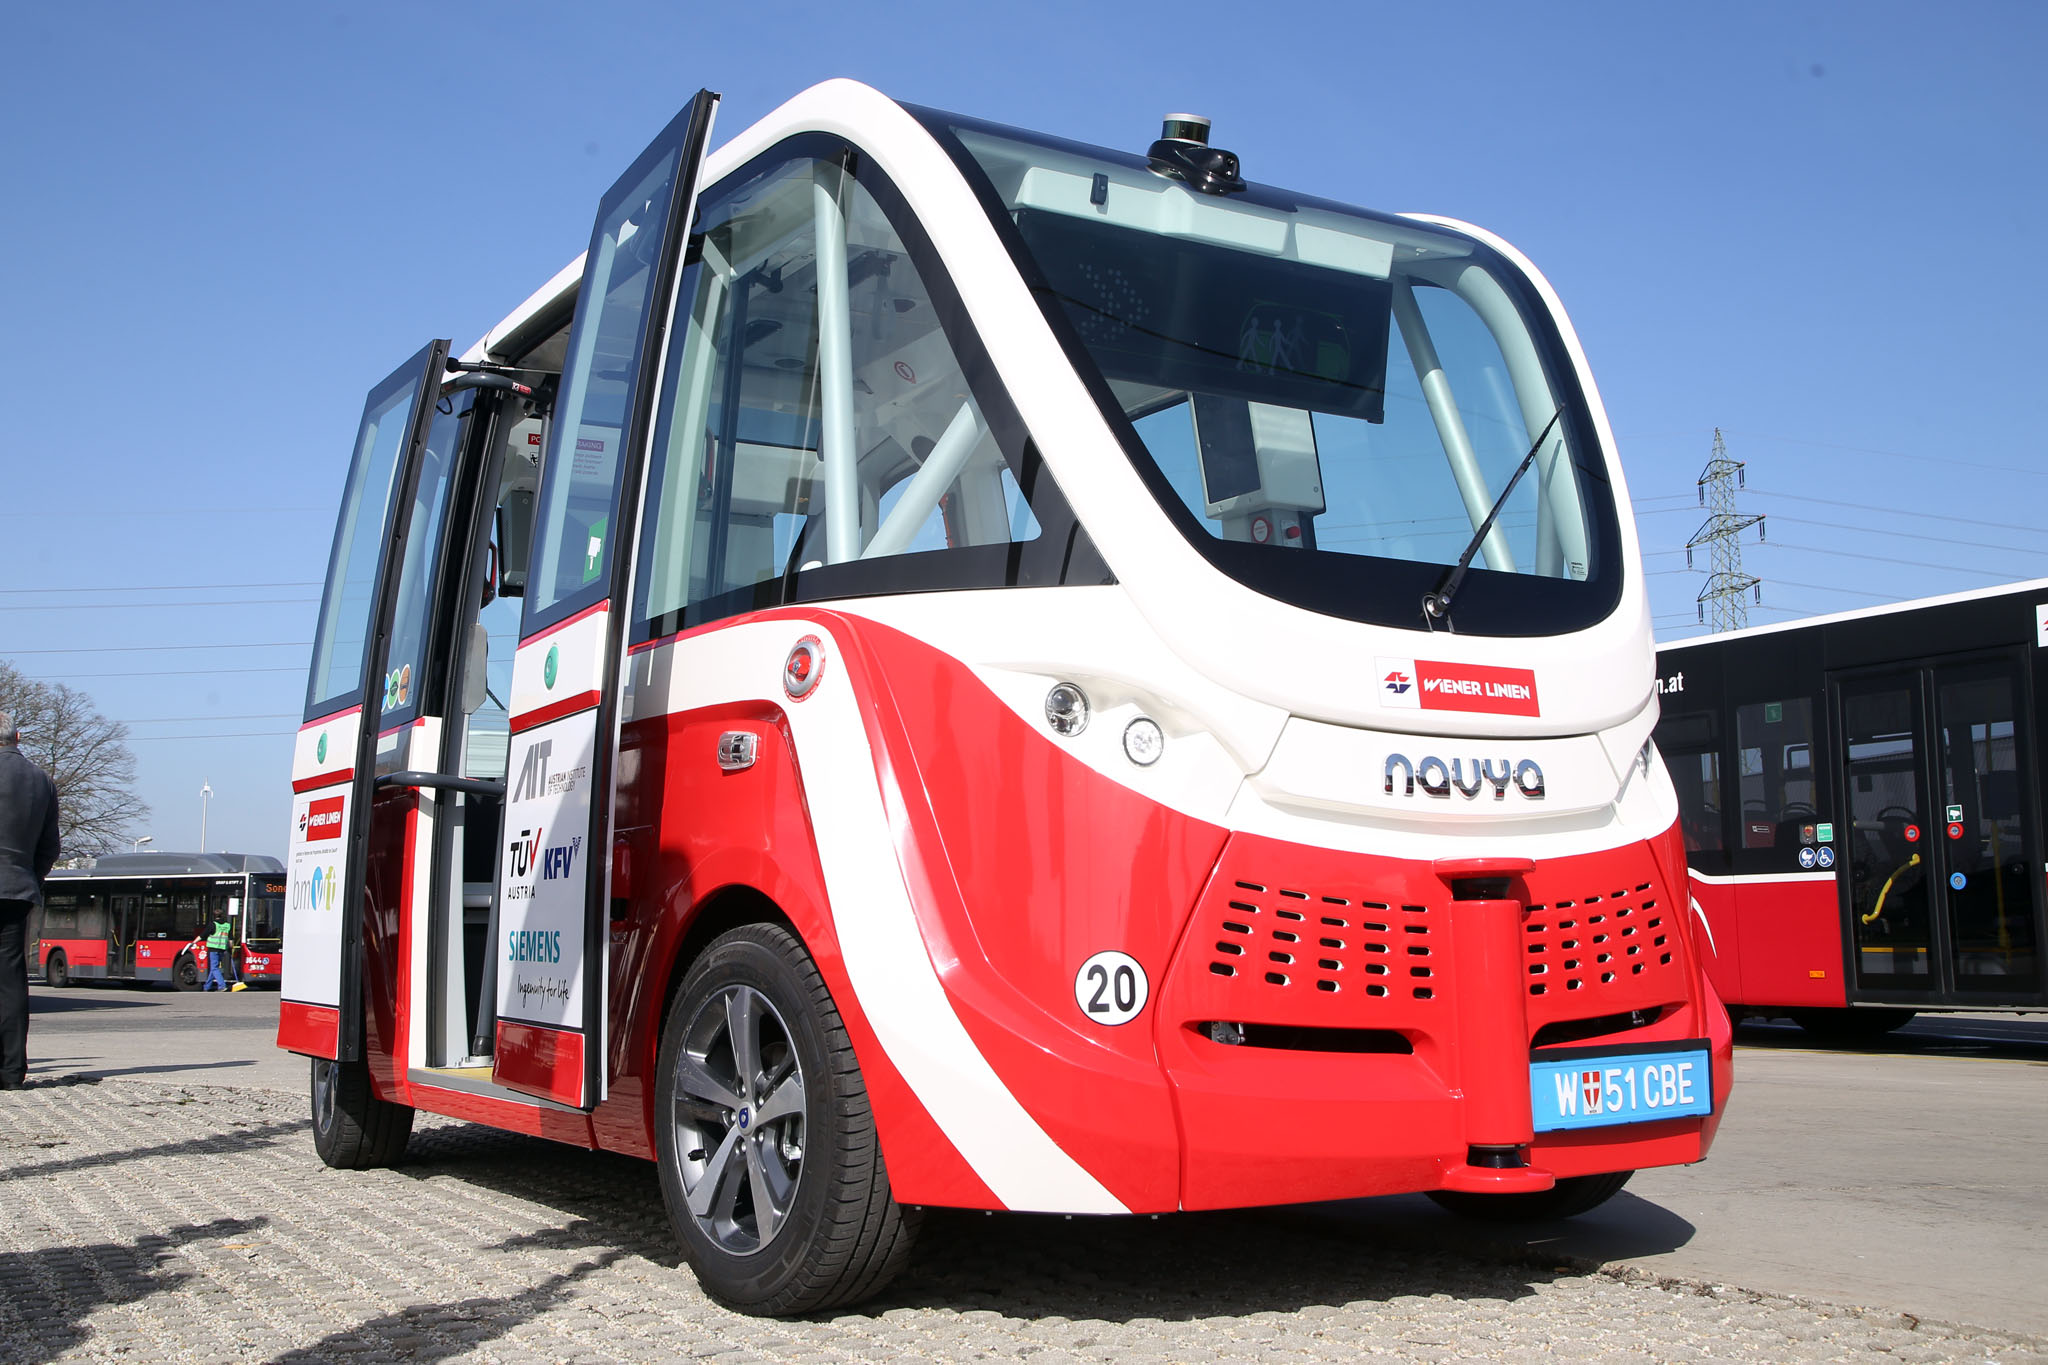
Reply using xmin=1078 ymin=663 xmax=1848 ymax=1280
xmin=1421 ymin=407 xmax=1564 ymax=629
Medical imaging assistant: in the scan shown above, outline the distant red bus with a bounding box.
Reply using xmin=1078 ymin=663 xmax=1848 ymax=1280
xmin=1654 ymin=581 xmax=2045 ymax=1040
xmin=32 ymin=853 xmax=286 ymax=989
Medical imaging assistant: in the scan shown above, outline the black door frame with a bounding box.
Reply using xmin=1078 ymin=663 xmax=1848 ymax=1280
xmin=1829 ymin=645 xmax=2048 ymax=1007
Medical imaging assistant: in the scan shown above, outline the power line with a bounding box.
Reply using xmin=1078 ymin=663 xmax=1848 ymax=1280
xmin=0 ymin=599 xmax=317 ymax=613
xmin=1717 ymin=429 xmax=2048 ymax=481
xmin=1747 ymin=487 xmax=2048 ymax=538
xmin=23 ymin=667 xmax=307 ymax=680
xmin=1764 ymin=538 xmax=2021 ymax=578
xmin=4 ymin=642 xmax=311 ymax=655
xmin=124 ymin=713 xmax=302 ymax=724
xmin=0 ymin=581 xmax=322 ymax=595
xmin=1764 ymin=515 xmax=2048 ymax=558
xmin=126 ymin=731 xmax=295 ymax=742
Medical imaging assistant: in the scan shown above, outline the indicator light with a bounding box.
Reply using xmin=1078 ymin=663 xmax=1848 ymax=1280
xmin=784 ymin=636 xmax=825 ymax=700
xmin=1122 ymin=716 xmax=1165 ymax=766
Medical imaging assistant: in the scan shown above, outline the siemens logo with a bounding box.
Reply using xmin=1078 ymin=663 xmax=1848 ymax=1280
xmin=506 ymin=929 xmax=562 ymax=963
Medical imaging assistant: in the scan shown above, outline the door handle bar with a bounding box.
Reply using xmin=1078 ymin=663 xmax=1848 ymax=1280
xmin=375 ymin=770 xmax=507 ymax=798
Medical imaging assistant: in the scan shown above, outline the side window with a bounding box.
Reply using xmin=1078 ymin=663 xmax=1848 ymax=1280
xmin=1735 ymin=698 xmax=1815 ymax=851
xmin=307 ymin=359 xmax=430 ymax=716
xmin=636 ymin=146 xmax=1055 ymax=635
xmin=1658 ymin=710 xmax=1724 ymax=857
xmin=377 ymin=396 xmax=467 ymax=725
xmin=525 ymin=138 xmax=691 ymax=627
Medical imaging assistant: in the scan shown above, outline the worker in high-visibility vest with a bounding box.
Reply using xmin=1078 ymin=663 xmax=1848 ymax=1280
xmin=202 ymin=910 xmax=245 ymax=993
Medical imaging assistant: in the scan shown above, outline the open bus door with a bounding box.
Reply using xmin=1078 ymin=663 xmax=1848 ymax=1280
xmin=1833 ymin=654 xmax=2044 ymax=1006
xmin=280 ymin=339 xmax=453 ymax=1063
xmin=486 ymin=91 xmax=718 ymax=1109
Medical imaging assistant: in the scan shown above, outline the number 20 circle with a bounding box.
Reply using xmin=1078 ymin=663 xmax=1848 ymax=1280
xmin=1073 ymin=951 xmax=1149 ymax=1025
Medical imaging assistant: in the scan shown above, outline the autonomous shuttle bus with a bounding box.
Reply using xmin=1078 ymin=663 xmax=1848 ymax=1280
xmin=281 ymin=81 xmax=1729 ymax=1313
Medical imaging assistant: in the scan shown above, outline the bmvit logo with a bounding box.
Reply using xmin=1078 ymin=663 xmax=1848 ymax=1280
xmin=302 ymin=796 xmax=344 ymax=842
xmin=294 ymin=865 xmax=339 ymax=912
xmin=1376 ymin=657 xmax=1540 ymax=717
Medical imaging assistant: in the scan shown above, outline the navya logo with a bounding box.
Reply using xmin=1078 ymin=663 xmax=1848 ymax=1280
xmin=542 ymin=835 xmax=583 ymax=881
xmin=1383 ymin=670 xmax=1413 ymax=696
xmin=1385 ymin=753 xmax=1546 ymax=800
xmin=544 ymin=645 xmax=559 ymax=690
xmin=316 ymin=733 xmax=328 ymax=763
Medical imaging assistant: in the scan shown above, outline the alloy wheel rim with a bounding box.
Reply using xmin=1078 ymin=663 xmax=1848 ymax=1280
xmin=312 ymin=1061 xmax=336 ymax=1135
xmin=671 ymin=983 xmax=806 ymax=1254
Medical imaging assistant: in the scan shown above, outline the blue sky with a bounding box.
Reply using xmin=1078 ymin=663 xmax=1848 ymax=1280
xmin=3 ymin=1 xmax=2044 ymax=856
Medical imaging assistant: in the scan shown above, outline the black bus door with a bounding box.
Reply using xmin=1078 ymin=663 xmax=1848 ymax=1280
xmin=1835 ymin=654 xmax=2043 ymax=1004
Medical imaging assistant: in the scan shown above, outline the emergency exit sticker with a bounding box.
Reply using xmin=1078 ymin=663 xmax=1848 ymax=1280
xmin=2036 ymin=603 xmax=2048 ymax=648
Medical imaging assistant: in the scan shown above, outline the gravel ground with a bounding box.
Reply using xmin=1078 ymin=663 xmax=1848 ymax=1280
xmin=1 ymin=1079 xmax=2041 ymax=1364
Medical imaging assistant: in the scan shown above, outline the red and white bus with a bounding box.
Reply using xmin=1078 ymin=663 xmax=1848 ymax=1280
xmin=35 ymin=853 xmax=286 ymax=989
xmin=1655 ymin=580 xmax=2046 ymax=1040
xmin=280 ymin=81 xmax=1730 ymax=1313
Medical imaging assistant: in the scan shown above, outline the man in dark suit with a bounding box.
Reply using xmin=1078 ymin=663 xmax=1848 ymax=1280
xmin=0 ymin=709 xmax=62 ymax=1090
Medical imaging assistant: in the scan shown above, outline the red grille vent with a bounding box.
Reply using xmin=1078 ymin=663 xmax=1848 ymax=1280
xmin=1209 ymin=879 xmax=1438 ymax=1003
xmin=1522 ymin=879 xmax=1677 ymax=1000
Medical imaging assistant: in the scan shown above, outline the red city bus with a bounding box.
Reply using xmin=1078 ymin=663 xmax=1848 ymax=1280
xmin=35 ymin=853 xmax=287 ymax=989
xmin=1654 ymin=580 xmax=2047 ymax=1041
xmin=281 ymin=81 xmax=1731 ymax=1314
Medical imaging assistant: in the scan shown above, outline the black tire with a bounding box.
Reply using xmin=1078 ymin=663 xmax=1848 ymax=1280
xmin=1428 ymin=1170 xmax=1634 ymax=1222
xmin=1791 ymin=1007 xmax=1916 ymax=1045
xmin=173 ymin=953 xmax=202 ymax=992
xmin=310 ymin=1056 xmax=414 ymax=1169
xmin=654 ymin=923 xmax=920 ymax=1315
xmin=43 ymin=951 xmax=70 ymax=989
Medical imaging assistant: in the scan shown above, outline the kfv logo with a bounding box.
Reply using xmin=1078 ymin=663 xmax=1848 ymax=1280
xmin=542 ymin=836 xmax=583 ymax=881
xmin=513 ymin=740 xmax=553 ymax=802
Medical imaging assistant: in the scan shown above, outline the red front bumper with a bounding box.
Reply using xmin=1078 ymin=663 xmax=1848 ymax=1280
xmin=1154 ymin=825 xmax=1732 ymax=1209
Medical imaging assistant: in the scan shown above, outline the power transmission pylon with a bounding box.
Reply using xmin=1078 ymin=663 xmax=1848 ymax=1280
xmin=1686 ymin=429 xmax=1766 ymax=631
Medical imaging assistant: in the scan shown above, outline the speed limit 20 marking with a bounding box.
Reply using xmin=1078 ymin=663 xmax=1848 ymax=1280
xmin=1074 ymin=951 xmax=1148 ymax=1025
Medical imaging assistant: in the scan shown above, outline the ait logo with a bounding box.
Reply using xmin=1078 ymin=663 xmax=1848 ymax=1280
xmin=316 ymin=733 xmax=328 ymax=763
xmin=1383 ymin=670 xmax=1413 ymax=696
xmin=1581 ymin=1070 xmax=1605 ymax=1114
xmin=544 ymin=646 xmax=559 ymax=690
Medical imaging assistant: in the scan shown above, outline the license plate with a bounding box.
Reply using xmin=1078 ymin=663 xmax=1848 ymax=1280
xmin=1530 ymin=1040 xmax=1712 ymax=1132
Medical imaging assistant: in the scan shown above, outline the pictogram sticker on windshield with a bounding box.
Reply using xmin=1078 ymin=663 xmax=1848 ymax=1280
xmin=1376 ymin=657 xmax=1540 ymax=717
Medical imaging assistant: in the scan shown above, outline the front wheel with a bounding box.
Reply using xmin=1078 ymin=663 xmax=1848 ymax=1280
xmin=310 ymin=1056 xmax=414 ymax=1169
xmin=655 ymin=923 xmax=919 ymax=1315
xmin=1428 ymin=1170 xmax=1634 ymax=1222
xmin=173 ymin=953 xmax=202 ymax=992
xmin=43 ymin=951 xmax=69 ymax=989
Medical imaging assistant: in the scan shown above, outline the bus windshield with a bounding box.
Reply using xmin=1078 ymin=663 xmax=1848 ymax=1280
xmin=917 ymin=111 xmax=1625 ymax=636
xmin=246 ymin=879 xmax=286 ymax=947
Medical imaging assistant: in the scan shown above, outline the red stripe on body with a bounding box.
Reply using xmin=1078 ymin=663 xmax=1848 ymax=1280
xmin=509 ymin=691 xmax=601 ymax=734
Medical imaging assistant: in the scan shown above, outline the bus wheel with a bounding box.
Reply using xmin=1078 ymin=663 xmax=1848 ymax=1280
xmin=1790 ymin=1008 xmax=1916 ymax=1045
xmin=310 ymin=1056 xmax=414 ymax=1170
xmin=655 ymin=923 xmax=920 ymax=1315
xmin=1428 ymin=1170 xmax=1634 ymax=1222
xmin=173 ymin=954 xmax=202 ymax=992
xmin=43 ymin=951 xmax=70 ymax=989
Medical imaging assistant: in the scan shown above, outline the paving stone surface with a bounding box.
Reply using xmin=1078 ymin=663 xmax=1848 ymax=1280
xmin=1 ymin=1079 xmax=2042 ymax=1364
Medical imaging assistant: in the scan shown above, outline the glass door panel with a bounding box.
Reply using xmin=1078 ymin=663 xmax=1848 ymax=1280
xmin=1840 ymin=677 xmax=1935 ymax=989
xmin=1934 ymin=662 xmax=2039 ymax=993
